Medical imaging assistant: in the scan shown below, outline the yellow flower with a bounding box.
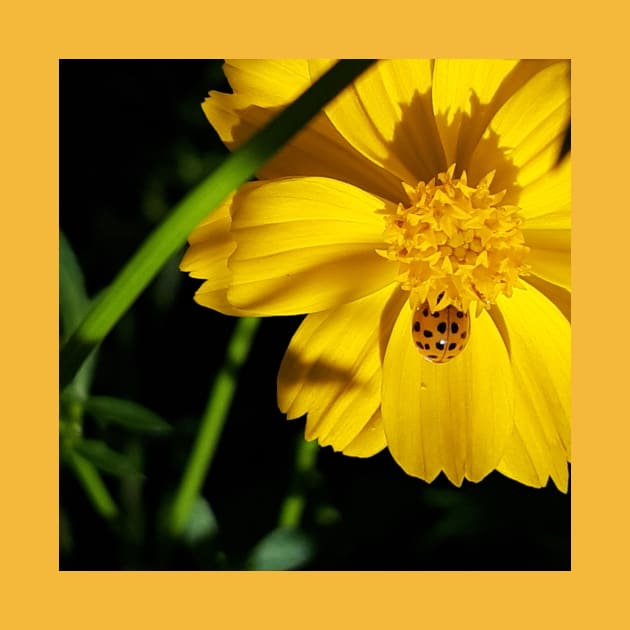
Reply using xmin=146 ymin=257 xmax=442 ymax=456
xmin=181 ymin=60 xmax=571 ymax=491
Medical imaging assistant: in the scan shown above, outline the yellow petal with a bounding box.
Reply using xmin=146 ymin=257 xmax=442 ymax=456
xmin=203 ymin=60 xmax=405 ymax=201
xmin=340 ymin=410 xmax=386 ymax=457
xmin=180 ymin=189 xmax=259 ymax=317
xmin=203 ymin=60 xmax=326 ymax=142
xmin=523 ymin=228 xmax=571 ymax=290
xmin=227 ymin=177 xmax=398 ymax=315
xmin=497 ymin=424 xmax=557 ymax=489
xmin=519 ymin=156 xmax=571 ymax=291
xmin=524 ymin=275 xmax=571 ymax=322
xmin=519 ymin=156 xmax=571 ymax=228
xmin=181 ymin=196 xmax=234 ymax=269
xmin=483 ymin=61 xmax=570 ymax=188
xmin=202 ymin=91 xmax=274 ymax=148
xmin=223 ymin=59 xmax=327 ymax=107
xmin=277 ymin=284 xmax=405 ymax=453
xmin=432 ymin=59 xmax=519 ymax=168
xmin=495 ymin=284 xmax=570 ymax=491
xmin=382 ymin=304 xmax=514 ymax=486
xmin=311 ymin=59 xmax=440 ymax=184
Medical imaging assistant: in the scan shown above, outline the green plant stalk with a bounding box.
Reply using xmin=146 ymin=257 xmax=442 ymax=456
xmin=68 ymin=452 xmax=118 ymax=519
xmin=59 ymin=59 xmax=375 ymax=389
xmin=168 ymin=316 xmax=260 ymax=537
xmin=277 ymin=437 xmax=319 ymax=529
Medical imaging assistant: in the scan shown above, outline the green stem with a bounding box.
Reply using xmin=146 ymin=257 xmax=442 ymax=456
xmin=277 ymin=437 xmax=319 ymax=529
xmin=59 ymin=59 xmax=375 ymax=389
xmin=68 ymin=452 xmax=118 ymax=520
xmin=168 ymin=316 xmax=260 ymax=537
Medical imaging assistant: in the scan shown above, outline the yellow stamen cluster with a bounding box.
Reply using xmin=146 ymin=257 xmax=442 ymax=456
xmin=378 ymin=164 xmax=529 ymax=314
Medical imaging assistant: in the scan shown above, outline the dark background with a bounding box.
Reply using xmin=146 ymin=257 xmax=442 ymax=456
xmin=59 ymin=60 xmax=570 ymax=570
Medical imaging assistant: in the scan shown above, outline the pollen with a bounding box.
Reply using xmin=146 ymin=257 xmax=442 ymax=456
xmin=377 ymin=164 xmax=530 ymax=314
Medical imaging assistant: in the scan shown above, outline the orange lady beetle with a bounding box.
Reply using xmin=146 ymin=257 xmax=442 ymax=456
xmin=411 ymin=302 xmax=470 ymax=363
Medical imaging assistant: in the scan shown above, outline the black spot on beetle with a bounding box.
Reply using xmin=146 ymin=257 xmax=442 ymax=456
xmin=415 ymin=341 xmax=424 ymax=348
xmin=423 ymin=330 xmax=433 ymax=338
xmin=448 ymin=342 xmax=457 ymax=350
xmin=451 ymin=322 xmax=459 ymax=334
xmin=461 ymin=331 xmax=467 ymax=339
xmin=457 ymin=311 xmax=463 ymax=318
xmin=424 ymin=343 xmax=431 ymax=350
xmin=413 ymin=321 xmax=420 ymax=332
xmin=436 ymin=340 xmax=446 ymax=350
xmin=437 ymin=322 xmax=447 ymax=334
xmin=422 ymin=308 xmax=429 ymax=317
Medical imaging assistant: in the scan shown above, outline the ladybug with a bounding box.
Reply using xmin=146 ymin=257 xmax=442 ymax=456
xmin=411 ymin=303 xmax=470 ymax=363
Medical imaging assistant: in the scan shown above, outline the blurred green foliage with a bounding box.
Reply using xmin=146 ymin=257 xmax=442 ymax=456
xmin=59 ymin=60 xmax=570 ymax=570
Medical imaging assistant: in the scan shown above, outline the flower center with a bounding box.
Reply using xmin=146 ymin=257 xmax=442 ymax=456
xmin=378 ymin=164 xmax=530 ymax=314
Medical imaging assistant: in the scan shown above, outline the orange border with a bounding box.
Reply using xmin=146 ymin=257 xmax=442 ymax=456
xmin=3 ymin=0 xmax=627 ymax=627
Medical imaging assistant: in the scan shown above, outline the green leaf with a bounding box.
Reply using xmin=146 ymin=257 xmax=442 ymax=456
xmin=73 ymin=439 xmax=143 ymax=479
xmin=181 ymin=496 xmax=219 ymax=546
xmin=83 ymin=395 xmax=172 ymax=435
xmin=66 ymin=451 xmax=119 ymax=519
xmin=59 ymin=231 xmax=89 ymax=339
xmin=246 ymin=528 xmax=315 ymax=571
xmin=60 ymin=231 xmax=99 ymax=398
